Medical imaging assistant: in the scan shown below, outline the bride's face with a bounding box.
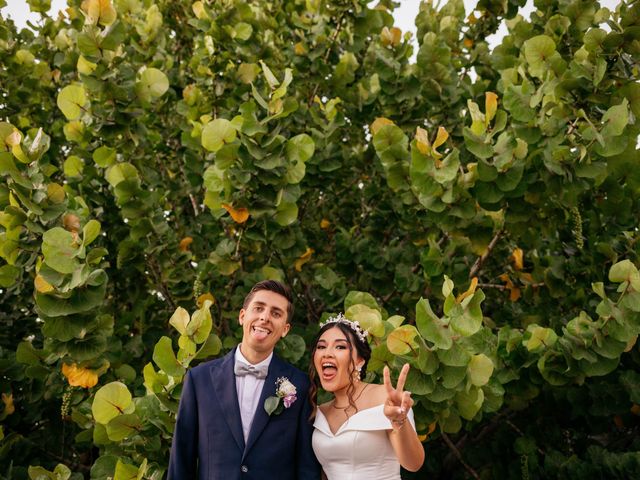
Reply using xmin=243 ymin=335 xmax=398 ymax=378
xmin=313 ymin=326 xmax=362 ymax=393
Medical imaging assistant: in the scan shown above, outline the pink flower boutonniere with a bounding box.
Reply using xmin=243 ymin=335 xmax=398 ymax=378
xmin=264 ymin=377 xmax=297 ymax=416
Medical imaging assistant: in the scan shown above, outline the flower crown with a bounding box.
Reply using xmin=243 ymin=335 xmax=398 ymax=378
xmin=319 ymin=313 xmax=369 ymax=343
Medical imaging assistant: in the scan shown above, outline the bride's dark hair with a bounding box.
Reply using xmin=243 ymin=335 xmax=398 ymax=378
xmin=308 ymin=321 xmax=372 ymax=419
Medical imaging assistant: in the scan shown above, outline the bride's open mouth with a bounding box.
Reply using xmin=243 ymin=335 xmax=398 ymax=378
xmin=320 ymin=361 xmax=338 ymax=381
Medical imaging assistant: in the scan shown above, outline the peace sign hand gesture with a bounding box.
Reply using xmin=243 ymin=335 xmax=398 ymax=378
xmin=383 ymin=364 xmax=413 ymax=431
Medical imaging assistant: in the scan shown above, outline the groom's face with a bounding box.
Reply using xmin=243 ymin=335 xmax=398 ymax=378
xmin=239 ymin=289 xmax=291 ymax=357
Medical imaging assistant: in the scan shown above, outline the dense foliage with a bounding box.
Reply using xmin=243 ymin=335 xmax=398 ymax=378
xmin=1 ymin=0 xmax=639 ymax=478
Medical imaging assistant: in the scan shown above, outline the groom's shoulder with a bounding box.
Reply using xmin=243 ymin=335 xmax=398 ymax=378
xmin=189 ymin=351 xmax=231 ymax=377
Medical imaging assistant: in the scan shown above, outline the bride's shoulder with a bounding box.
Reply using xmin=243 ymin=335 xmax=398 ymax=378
xmin=363 ymin=383 xmax=387 ymax=405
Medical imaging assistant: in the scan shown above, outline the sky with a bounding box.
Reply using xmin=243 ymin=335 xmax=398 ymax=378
xmin=0 ymin=0 xmax=622 ymax=55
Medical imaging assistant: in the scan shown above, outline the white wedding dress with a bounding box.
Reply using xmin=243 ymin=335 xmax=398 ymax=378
xmin=312 ymin=404 xmax=415 ymax=480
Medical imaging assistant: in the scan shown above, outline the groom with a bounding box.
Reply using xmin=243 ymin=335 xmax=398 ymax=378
xmin=168 ymin=280 xmax=320 ymax=479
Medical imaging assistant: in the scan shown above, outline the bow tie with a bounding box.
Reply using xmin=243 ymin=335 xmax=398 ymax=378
xmin=234 ymin=361 xmax=268 ymax=379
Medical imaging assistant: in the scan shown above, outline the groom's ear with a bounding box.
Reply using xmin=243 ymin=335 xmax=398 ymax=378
xmin=238 ymin=309 xmax=246 ymax=325
xmin=281 ymin=322 xmax=291 ymax=338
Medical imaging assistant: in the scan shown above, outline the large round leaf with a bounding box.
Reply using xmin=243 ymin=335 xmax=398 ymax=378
xmin=136 ymin=67 xmax=169 ymax=102
xmin=57 ymin=85 xmax=88 ymax=120
xmin=92 ymin=382 xmax=134 ymax=425
xmin=523 ymin=35 xmax=556 ymax=78
xmin=41 ymin=227 xmax=80 ymax=274
xmin=201 ymin=119 xmax=237 ymax=152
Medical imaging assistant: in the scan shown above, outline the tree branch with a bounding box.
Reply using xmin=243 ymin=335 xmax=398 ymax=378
xmin=469 ymin=229 xmax=503 ymax=279
xmin=441 ymin=432 xmax=480 ymax=479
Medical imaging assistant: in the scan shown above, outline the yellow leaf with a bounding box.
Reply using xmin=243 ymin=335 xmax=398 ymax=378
xmin=320 ymin=219 xmax=331 ymax=229
xmin=35 ymin=274 xmax=55 ymax=293
xmin=179 ymin=236 xmax=193 ymax=252
xmin=415 ymin=127 xmax=431 ymax=155
xmin=625 ymin=335 xmax=637 ymax=352
xmin=1 ymin=393 xmax=15 ymax=416
xmin=77 ymin=55 xmax=97 ymax=75
xmin=81 ymin=0 xmax=117 ymax=26
xmin=197 ymin=292 xmax=215 ymax=308
xmin=511 ymin=248 xmax=524 ymax=270
xmin=456 ymin=277 xmax=478 ymax=303
xmin=61 ymin=363 xmax=99 ymax=388
xmin=485 ymin=92 xmax=498 ymax=125
xmin=294 ymin=247 xmax=314 ymax=271
xmin=631 ymin=404 xmax=640 ymax=416
xmin=47 ymin=183 xmax=66 ymax=204
xmin=221 ymin=203 xmax=249 ymax=223
xmin=387 ymin=325 xmax=419 ymax=355
xmin=370 ymin=117 xmax=394 ymax=135
xmin=433 ymin=126 xmax=449 ymax=149
xmin=294 ymin=42 xmax=307 ymax=55
xmin=192 ymin=1 xmax=209 ymax=19
xmin=499 ymin=273 xmax=521 ymax=302
xmin=381 ymin=26 xmax=402 ymax=47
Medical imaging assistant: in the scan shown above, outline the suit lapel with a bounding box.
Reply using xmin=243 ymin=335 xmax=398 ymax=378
xmin=243 ymin=354 xmax=287 ymax=456
xmin=211 ymin=348 xmax=245 ymax=451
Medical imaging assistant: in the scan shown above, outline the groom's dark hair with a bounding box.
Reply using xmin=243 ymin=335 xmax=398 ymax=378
xmin=242 ymin=280 xmax=295 ymax=323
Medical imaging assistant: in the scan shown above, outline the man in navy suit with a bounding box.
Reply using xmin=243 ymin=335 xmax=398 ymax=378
xmin=168 ymin=280 xmax=320 ymax=479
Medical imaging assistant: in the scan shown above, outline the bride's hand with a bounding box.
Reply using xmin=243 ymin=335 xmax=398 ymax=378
xmin=383 ymin=364 xmax=413 ymax=430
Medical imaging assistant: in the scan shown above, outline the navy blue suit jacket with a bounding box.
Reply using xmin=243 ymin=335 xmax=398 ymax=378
xmin=168 ymin=348 xmax=320 ymax=479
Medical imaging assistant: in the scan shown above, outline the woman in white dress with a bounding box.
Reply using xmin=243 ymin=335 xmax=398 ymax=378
xmin=309 ymin=313 xmax=425 ymax=479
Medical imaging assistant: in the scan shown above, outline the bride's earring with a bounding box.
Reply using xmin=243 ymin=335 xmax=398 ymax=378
xmin=354 ymin=365 xmax=362 ymax=383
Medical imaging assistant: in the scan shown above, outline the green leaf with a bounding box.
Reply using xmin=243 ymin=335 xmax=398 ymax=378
xmin=106 ymin=413 xmax=141 ymax=441
xmin=450 ymin=290 xmax=485 ymax=337
xmin=201 ymin=119 xmax=237 ymax=152
xmin=93 ymin=146 xmax=116 ymax=167
xmin=601 ymin=99 xmax=629 ymax=137
xmin=105 ymin=162 xmax=139 ymax=187
xmin=274 ymin=201 xmax=298 ymax=226
xmin=523 ymin=325 xmax=558 ymax=353
xmin=609 ymin=260 xmax=639 ymax=283
xmin=92 ymin=382 xmax=133 ymax=425
xmin=152 ymin=336 xmax=185 ymax=377
xmin=41 ymin=227 xmax=80 ymax=274
xmin=0 ymin=264 xmax=20 ymax=287
xmin=416 ymin=297 xmax=453 ymax=349
xmin=456 ymin=386 xmax=484 ymax=420
xmin=136 ymin=67 xmax=169 ymax=102
xmin=57 ymin=85 xmax=88 ymax=120
xmin=467 ymin=354 xmax=494 ymax=386
xmin=286 ymin=134 xmax=315 ymax=163
xmin=345 ymin=304 xmax=384 ymax=337
xmin=523 ymin=35 xmax=556 ymax=78
xmin=264 ymin=396 xmax=280 ymax=415
xmin=437 ymin=343 xmax=471 ymax=366
xmin=83 ymin=220 xmax=101 ymax=246
xmin=344 ymin=291 xmax=379 ymax=310
xmin=63 ymin=155 xmax=84 ymax=177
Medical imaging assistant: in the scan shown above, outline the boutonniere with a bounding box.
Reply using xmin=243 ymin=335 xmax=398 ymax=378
xmin=264 ymin=377 xmax=297 ymax=416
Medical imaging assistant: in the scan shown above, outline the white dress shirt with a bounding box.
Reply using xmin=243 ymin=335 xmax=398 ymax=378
xmin=234 ymin=348 xmax=273 ymax=442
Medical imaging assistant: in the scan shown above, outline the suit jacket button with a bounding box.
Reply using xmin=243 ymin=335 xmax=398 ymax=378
xmin=241 ymin=465 xmax=248 ymax=473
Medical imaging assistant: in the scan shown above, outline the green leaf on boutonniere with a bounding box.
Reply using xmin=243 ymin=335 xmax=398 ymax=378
xmin=264 ymin=396 xmax=280 ymax=415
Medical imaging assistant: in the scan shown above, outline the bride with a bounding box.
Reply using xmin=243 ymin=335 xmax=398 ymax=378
xmin=309 ymin=313 xmax=425 ymax=479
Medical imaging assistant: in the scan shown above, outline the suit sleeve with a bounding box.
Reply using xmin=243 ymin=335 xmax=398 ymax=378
xmin=295 ymin=377 xmax=321 ymax=480
xmin=168 ymin=369 xmax=198 ymax=479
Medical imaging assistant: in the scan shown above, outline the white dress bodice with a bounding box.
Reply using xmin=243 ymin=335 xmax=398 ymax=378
xmin=312 ymin=404 xmax=415 ymax=480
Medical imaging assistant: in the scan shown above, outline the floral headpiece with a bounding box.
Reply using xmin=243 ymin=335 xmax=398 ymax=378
xmin=319 ymin=313 xmax=369 ymax=343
